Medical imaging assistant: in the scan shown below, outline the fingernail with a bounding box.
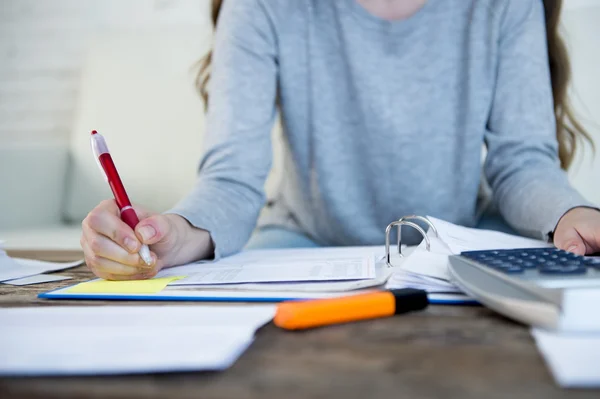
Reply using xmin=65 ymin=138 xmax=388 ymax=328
xmin=124 ymin=237 xmax=138 ymax=252
xmin=567 ymin=245 xmax=584 ymax=255
xmin=138 ymin=225 xmax=156 ymax=241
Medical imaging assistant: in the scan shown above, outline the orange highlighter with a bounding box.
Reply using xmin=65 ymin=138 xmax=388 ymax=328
xmin=274 ymin=288 xmax=428 ymax=330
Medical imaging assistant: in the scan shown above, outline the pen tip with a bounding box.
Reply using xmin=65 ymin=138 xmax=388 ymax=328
xmin=91 ymin=130 xmax=98 ymax=135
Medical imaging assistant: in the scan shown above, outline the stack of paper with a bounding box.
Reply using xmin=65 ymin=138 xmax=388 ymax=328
xmin=0 ymin=305 xmax=275 ymax=375
xmin=0 ymin=244 xmax=82 ymax=286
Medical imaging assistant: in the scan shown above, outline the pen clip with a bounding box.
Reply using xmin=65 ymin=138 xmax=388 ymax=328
xmin=90 ymin=130 xmax=109 ymax=183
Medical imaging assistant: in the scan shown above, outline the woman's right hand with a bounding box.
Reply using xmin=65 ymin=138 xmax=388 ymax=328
xmin=81 ymin=199 xmax=213 ymax=280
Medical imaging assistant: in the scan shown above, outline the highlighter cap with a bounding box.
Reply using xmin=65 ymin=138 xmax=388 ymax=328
xmin=389 ymin=288 xmax=429 ymax=315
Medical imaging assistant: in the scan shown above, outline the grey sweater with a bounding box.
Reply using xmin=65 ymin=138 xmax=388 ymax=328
xmin=170 ymin=0 xmax=592 ymax=258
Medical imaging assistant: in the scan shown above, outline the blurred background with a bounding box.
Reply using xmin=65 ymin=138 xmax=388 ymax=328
xmin=0 ymin=0 xmax=598 ymax=252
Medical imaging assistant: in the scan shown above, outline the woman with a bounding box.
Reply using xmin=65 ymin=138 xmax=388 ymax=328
xmin=81 ymin=0 xmax=599 ymax=281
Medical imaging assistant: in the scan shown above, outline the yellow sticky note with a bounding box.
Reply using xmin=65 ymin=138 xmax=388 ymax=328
xmin=66 ymin=276 xmax=185 ymax=294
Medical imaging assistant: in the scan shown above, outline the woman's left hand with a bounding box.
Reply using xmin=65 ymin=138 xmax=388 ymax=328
xmin=553 ymin=207 xmax=600 ymax=256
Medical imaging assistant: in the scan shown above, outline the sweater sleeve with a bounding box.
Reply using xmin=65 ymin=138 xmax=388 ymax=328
xmin=167 ymin=0 xmax=278 ymax=258
xmin=483 ymin=0 xmax=595 ymax=241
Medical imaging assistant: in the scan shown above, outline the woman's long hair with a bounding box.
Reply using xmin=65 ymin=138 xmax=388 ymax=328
xmin=196 ymin=0 xmax=593 ymax=169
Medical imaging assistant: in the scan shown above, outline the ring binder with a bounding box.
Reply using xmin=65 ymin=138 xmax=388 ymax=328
xmin=385 ymin=216 xmax=439 ymax=267
xmin=397 ymin=215 xmax=438 ymax=251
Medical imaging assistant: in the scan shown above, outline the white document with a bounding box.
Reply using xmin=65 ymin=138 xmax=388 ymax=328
xmin=0 ymin=252 xmax=43 ymax=282
xmin=386 ymin=235 xmax=457 ymax=293
xmin=395 ymin=248 xmax=452 ymax=281
xmin=427 ymin=216 xmax=551 ymax=254
xmin=0 ymin=252 xmax=83 ymax=283
xmin=163 ymin=247 xmax=378 ymax=286
xmin=170 ymin=260 xmax=392 ymax=292
xmin=531 ymin=328 xmax=600 ymax=388
xmin=387 ymin=270 xmax=462 ymax=293
xmin=172 ymin=257 xmax=375 ymax=285
xmin=13 ymin=258 xmax=83 ymax=272
xmin=3 ymin=274 xmax=71 ymax=286
xmin=0 ymin=305 xmax=275 ymax=376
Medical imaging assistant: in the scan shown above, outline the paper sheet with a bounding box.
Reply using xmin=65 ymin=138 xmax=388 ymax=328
xmin=0 ymin=252 xmax=43 ymax=282
xmin=217 ymin=246 xmax=384 ymax=264
xmin=427 ymin=216 xmax=551 ymax=254
xmin=66 ymin=276 xmax=184 ymax=294
xmin=385 ymin=235 xmax=459 ymax=293
xmin=3 ymin=274 xmax=71 ymax=286
xmin=0 ymin=305 xmax=275 ymax=376
xmin=162 ymin=247 xmax=378 ymax=286
xmin=13 ymin=258 xmax=83 ymax=272
xmin=395 ymin=249 xmax=452 ymax=281
xmin=171 ymin=257 xmax=375 ymax=285
xmin=386 ymin=270 xmax=462 ymax=293
xmin=531 ymin=328 xmax=600 ymax=388
xmin=2 ymin=327 xmax=254 ymax=375
xmin=169 ymin=261 xmax=392 ymax=292
xmin=0 ymin=251 xmax=83 ymax=283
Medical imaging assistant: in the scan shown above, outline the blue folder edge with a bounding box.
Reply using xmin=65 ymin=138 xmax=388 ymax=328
xmin=38 ymin=284 xmax=478 ymax=305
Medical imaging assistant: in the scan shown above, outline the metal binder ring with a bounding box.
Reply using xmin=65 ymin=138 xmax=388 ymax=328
xmin=396 ymin=215 xmax=438 ymax=253
xmin=385 ymin=220 xmax=430 ymax=267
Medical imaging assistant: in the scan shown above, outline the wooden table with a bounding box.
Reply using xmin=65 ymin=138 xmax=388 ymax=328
xmin=1 ymin=256 xmax=598 ymax=399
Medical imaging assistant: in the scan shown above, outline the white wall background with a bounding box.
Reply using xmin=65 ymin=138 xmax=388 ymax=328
xmin=562 ymin=2 xmax=600 ymax=204
xmin=0 ymin=0 xmax=210 ymax=146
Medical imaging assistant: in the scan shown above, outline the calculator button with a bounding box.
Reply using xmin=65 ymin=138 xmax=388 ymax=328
xmin=565 ymin=261 xmax=582 ymax=267
xmin=522 ymin=261 xmax=536 ymax=269
xmin=539 ymin=265 xmax=587 ymax=275
xmin=496 ymin=265 xmax=524 ymax=274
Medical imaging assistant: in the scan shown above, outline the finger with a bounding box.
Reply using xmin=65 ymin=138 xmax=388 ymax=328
xmin=554 ymin=228 xmax=587 ymax=256
xmin=82 ymin=239 xmax=156 ymax=276
xmin=135 ymin=215 xmax=174 ymax=246
xmin=84 ymin=249 xmax=159 ymax=281
xmin=92 ymin=267 xmax=159 ymax=281
xmin=83 ymin=229 xmax=151 ymax=268
xmin=83 ymin=208 xmax=142 ymax=254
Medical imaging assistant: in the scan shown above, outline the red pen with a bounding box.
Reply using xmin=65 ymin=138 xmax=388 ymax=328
xmin=90 ymin=130 xmax=152 ymax=265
